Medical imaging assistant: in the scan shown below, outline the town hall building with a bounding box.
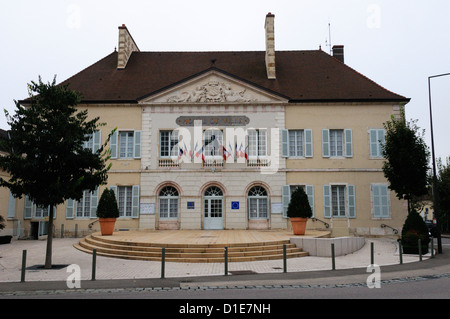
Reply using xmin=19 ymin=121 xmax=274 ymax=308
xmin=1 ymin=13 xmax=410 ymax=239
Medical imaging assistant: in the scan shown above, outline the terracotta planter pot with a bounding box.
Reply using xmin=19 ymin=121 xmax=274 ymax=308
xmin=290 ymin=217 xmax=308 ymax=235
xmin=99 ymin=218 xmax=116 ymax=236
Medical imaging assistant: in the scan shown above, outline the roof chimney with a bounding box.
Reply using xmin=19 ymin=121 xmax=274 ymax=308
xmin=265 ymin=13 xmax=276 ymax=79
xmin=332 ymin=45 xmax=344 ymax=63
xmin=117 ymin=24 xmax=140 ymax=69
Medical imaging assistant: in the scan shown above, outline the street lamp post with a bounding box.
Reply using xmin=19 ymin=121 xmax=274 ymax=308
xmin=428 ymin=72 xmax=450 ymax=254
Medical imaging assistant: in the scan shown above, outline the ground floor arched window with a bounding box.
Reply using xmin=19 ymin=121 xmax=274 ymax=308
xmin=248 ymin=186 xmax=268 ymax=219
xmin=159 ymin=186 xmax=179 ymax=219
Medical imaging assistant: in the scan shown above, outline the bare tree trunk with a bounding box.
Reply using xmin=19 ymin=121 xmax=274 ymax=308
xmin=44 ymin=206 xmax=54 ymax=269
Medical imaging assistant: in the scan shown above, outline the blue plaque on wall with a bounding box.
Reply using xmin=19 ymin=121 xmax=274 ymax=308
xmin=231 ymin=201 xmax=239 ymax=210
xmin=187 ymin=201 xmax=195 ymax=209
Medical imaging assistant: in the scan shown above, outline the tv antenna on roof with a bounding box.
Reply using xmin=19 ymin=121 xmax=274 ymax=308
xmin=325 ymin=21 xmax=332 ymax=55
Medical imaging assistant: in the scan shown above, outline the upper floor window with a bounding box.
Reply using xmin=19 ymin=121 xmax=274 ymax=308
xmin=110 ymin=130 xmax=141 ymax=159
xmin=83 ymin=130 xmax=101 ymax=153
xmin=369 ymin=129 xmax=385 ymax=158
xmin=281 ymin=129 xmax=313 ymax=158
xmin=322 ymin=129 xmax=353 ymax=158
xmin=160 ymin=130 xmax=179 ymax=158
xmin=248 ymin=129 xmax=267 ymax=158
xmin=204 ymin=129 xmax=223 ymax=157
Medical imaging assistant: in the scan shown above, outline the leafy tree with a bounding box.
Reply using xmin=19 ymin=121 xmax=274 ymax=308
xmin=0 ymin=76 xmax=112 ymax=269
xmin=382 ymin=114 xmax=430 ymax=214
xmin=437 ymin=157 xmax=450 ymax=232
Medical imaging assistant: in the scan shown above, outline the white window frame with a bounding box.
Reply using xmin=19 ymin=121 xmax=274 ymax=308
xmin=204 ymin=129 xmax=224 ymax=159
xmin=119 ymin=131 xmax=135 ymax=159
xmin=288 ymin=130 xmax=304 ymax=157
xmin=248 ymin=186 xmax=269 ymax=220
xmin=159 ymin=186 xmax=179 ymax=220
xmin=247 ymin=129 xmax=267 ymax=159
xmin=160 ymin=130 xmax=179 ymax=158
xmin=331 ymin=185 xmax=347 ymax=217
xmin=110 ymin=185 xmax=140 ymax=218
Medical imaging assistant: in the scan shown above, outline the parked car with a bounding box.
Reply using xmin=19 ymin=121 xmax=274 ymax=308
xmin=425 ymin=219 xmax=438 ymax=237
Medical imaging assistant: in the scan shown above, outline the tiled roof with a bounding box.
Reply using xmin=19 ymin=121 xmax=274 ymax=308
xmin=43 ymin=50 xmax=409 ymax=104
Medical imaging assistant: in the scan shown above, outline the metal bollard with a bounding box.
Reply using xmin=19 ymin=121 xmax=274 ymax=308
xmin=418 ymin=239 xmax=422 ymax=261
xmin=370 ymin=242 xmax=374 ymax=265
xmin=75 ymin=224 xmax=78 ymax=238
xmin=224 ymin=247 xmax=228 ymax=276
xmin=398 ymin=239 xmax=403 ymax=265
xmin=61 ymin=224 xmax=64 ymax=238
xmin=331 ymin=243 xmax=335 ymax=270
xmin=283 ymin=244 xmax=287 ymax=273
xmin=161 ymin=247 xmax=165 ymax=279
xmin=430 ymin=236 xmax=434 ymax=258
xmin=21 ymin=250 xmax=27 ymax=283
xmin=91 ymin=249 xmax=97 ymax=281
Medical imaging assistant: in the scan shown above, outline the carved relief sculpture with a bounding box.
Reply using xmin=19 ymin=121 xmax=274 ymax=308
xmin=167 ymin=81 xmax=257 ymax=103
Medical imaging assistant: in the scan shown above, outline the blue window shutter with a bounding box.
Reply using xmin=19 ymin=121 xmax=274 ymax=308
xmin=323 ymin=185 xmax=331 ymax=218
xmin=134 ymin=131 xmax=141 ymax=159
xmin=132 ymin=185 xmax=140 ymax=218
xmin=90 ymin=188 xmax=99 ymax=218
xmin=322 ymin=129 xmax=330 ymax=158
xmin=24 ymin=196 xmax=33 ymax=219
xmin=345 ymin=129 xmax=353 ymax=158
xmin=378 ymin=129 xmax=386 ymax=157
xmin=305 ymin=185 xmax=314 ymax=217
xmin=305 ymin=129 xmax=313 ymax=158
xmin=381 ymin=185 xmax=390 ymax=217
xmin=369 ymin=130 xmax=378 ymax=157
xmin=66 ymin=199 xmax=75 ymax=219
xmin=348 ymin=185 xmax=356 ymax=218
xmin=281 ymin=129 xmax=289 ymax=158
xmin=110 ymin=131 xmax=118 ymax=159
xmin=282 ymin=185 xmax=291 ymax=218
xmin=8 ymin=191 xmax=16 ymax=218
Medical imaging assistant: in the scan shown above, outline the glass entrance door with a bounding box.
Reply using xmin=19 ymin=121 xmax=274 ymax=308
xmin=203 ymin=186 xmax=224 ymax=230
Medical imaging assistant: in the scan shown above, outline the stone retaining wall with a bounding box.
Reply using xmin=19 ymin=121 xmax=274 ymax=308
xmin=290 ymin=236 xmax=366 ymax=257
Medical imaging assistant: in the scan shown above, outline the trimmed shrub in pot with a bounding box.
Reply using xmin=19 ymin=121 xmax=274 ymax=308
xmin=96 ymin=188 xmax=120 ymax=236
xmin=287 ymin=187 xmax=312 ymax=235
xmin=401 ymin=209 xmax=430 ymax=254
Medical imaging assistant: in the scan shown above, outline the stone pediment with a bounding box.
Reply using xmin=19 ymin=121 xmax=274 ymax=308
xmin=139 ymin=70 xmax=288 ymax=104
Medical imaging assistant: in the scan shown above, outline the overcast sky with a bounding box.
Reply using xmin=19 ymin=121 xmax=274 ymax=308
xmin=1 ymin=1 xmax=449 ymax=161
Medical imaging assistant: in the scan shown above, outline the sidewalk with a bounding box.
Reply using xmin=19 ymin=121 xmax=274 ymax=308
xmin=0 ymin=236 xmax=448 ymax=293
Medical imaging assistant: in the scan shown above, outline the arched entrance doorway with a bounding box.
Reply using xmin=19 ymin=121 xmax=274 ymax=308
xmin=203 ymin=186 xmax=224 ymax=230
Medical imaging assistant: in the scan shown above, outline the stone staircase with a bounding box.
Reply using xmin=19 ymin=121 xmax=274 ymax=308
xmin=74 ymin=234 xmax=309 ymax=263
